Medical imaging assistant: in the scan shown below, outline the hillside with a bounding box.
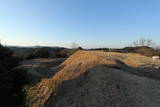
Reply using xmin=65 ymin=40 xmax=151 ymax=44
xmin=26 ymin=51 xmax=160 ymax=107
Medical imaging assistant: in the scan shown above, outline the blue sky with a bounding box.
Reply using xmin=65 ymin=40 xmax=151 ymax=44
xmin=0 ymin=0 xmax=160 ymax=48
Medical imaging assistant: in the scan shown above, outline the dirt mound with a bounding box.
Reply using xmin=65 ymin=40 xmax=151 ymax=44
xmin=27 ymin=51 xmax=160 ymax=107
xmin=45 ymin=64 xmax=160 ymax=107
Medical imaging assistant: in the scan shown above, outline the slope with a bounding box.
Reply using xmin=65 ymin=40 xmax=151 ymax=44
xmin=26 ymin=51 xmax=160 ymax=107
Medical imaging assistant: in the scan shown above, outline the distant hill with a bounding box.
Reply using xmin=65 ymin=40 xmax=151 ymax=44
xmin=7 ymin=46 xmax=69 ymax=59
xmin=90 ymin=46 xmax=160 ymax=57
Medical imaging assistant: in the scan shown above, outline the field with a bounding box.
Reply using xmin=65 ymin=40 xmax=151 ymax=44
xmin=21 ymin=58 xmax=66 ymax=78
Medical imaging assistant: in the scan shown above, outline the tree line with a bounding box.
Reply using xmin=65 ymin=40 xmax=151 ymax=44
xmin=0 ymin=44 xmax=29 ymax=107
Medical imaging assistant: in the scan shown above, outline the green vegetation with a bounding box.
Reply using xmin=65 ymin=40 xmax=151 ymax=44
xmin=26 ymin=48 xmax=50 ymax=59
xmin=0 ymin=44 xmax=29 ymax=107
xmin=77 ymin=46 xmax=83 ymax=50
xmin=33 ymin=48 xmax=50 ymax=58
xmin=55 ymin=49 xmax=68 ymax=58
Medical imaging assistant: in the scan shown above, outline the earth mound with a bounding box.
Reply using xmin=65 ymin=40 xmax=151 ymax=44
xmin=27 ymin=51 xmax=160 ymax=107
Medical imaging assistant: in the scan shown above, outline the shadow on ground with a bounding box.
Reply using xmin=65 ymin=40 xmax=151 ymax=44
xmin=21 ymin=58 xmax=66 ymax=79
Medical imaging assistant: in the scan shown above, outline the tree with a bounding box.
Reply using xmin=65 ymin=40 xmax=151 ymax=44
xmin=146 ymin=39 xmax=155 ymax=47
xmin=33 ymin=48 xmax=49 ymax=58
xmin=77 ymin=46 xmax=83 ymax=50
xmin=132 ymin=38 xmax=155 ymax=47
xmin=133 ymin=40 xmax=138 ymax=47
xmin=0 ymin=43 xmax=29 ymax=106
xmin=139 ymin=38 xmax=145 ymax=46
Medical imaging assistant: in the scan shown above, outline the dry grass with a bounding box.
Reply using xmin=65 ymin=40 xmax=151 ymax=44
xmin=26 ymin=50 xmax=160 ymax=107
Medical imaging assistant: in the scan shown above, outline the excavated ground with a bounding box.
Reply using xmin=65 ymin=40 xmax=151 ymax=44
xmin=24 ymin=51 xmax=160 ymax=107
xmin=45 ymin=65 xmax=160 ymax=107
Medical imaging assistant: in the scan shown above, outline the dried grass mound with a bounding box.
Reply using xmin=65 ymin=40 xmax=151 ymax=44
xmin=27 ymin=51 xmax=160 ymax=107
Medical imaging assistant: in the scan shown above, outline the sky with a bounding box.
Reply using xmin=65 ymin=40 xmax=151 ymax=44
xmin=0 ymin=0 xmax=160 ymax=48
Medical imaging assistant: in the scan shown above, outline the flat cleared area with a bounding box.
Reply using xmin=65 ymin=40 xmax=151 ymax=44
xmin=21 ymin=58 xmax=66 ymax=78
xmin=25 ymin=51 xmax=160 ymax=107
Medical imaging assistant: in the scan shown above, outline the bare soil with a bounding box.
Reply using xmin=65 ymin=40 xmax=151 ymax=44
xmin=23 ymin=51 xmax=160 ymax=107
xmin=45 ymin=65 xmax=160 ymax=107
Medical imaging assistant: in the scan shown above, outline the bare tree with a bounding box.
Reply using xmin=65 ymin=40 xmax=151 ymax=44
xmin=146 ymin=39 xmax=155 ymax=47
xmin=132 ymin=38 xmax=155 ymax=47
xmin=133 ymin=40 xmax=138 ymax=47
xmin=139 ymin=38 xmax=146 ymax=46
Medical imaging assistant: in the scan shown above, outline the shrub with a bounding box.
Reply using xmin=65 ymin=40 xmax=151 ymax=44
xmin=55 ymin=49 xmax=68 ymax=58
xmin=0 ymin=44 xmax=29 ymax=106
xmin=25 ymin=54 xmax=37 ymax=60
xmin=33 ymin=48 xmax=49 ymax=58
xmin=67 ymin=47 xmax=84 ymax=57
xmin=136 ymin=47 xmax=157 ymax=57
xmin=77 ymin=47 xmax=83 ymax=50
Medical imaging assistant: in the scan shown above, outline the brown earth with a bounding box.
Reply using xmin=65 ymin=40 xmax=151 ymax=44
xmin=24 ymin=51 xmax=160 ymax=107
